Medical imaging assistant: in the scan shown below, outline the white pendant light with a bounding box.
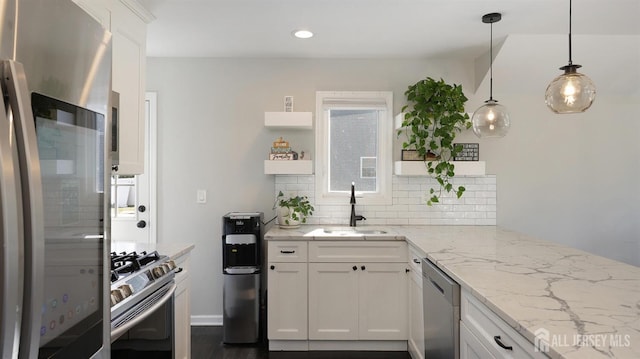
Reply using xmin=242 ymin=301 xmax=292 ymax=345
xmin=472 ymin=13 xmax=510 ymax=138
xmin=545 ymin=0 xmax=596 ymax=114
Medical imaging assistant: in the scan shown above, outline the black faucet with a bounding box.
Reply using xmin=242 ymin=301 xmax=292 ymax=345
xmin=349 ymin=182 xmax=366 ymax=227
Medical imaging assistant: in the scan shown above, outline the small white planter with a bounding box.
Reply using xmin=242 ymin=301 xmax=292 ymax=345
xmin=277 ymin=207 xmax=302 ymax=228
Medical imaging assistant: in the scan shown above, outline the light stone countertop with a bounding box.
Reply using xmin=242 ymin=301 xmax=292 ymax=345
xmin=265 ymin=225 xmax=640 ymax=359
xmin=111 ymin=241 xmax=195 ymax=259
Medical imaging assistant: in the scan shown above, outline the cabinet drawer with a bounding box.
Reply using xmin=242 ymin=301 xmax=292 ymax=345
xmin=309 ymin=241 xmax=407 ymax=263
xmin=268 ymin=241 xmax=308 ymax=262
xmin=461 ymin=290 xmax=547 ymax=359
xmin=407 ymin=244 xmax=425 ymax=275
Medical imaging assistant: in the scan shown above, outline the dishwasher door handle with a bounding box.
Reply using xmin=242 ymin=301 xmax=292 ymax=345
xmin=429 ymin=278 xmax=445 ymax=295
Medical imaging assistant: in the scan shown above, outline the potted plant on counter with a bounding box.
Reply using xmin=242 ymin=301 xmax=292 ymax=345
xmin=276 ymin=191 xmax=314 ymax=228
xmin=399 ymin=77 xmax=471 ymax=205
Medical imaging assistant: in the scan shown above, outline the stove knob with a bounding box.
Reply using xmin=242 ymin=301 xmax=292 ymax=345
xmin=166 ymin=260 xmax=177 ymax=270
xmin=119 ymin=284 xmax=134 ymax=298
xmin=110 ymin=289 xmax=124 ymax=306
xmin=152 ymin=266 xmax=166 ymax=279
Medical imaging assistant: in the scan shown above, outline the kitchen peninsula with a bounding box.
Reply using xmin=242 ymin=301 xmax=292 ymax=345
xmin=265 ymin=225 xmax=640 ymax=359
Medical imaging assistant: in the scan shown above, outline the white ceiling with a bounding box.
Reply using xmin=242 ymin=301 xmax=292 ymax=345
xmin=139 ymin=0 xmax=640 ymax=59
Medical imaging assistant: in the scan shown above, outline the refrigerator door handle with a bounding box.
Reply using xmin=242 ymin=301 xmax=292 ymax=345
xmin=2 ymin=60 xmax=46 ymax=359
xmin=0 ymin=66 xmax=24 ymax=359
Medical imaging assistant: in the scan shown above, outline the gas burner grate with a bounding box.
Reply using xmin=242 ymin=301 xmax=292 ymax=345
xmin=110 ymin=251 xmax=162 ymax=282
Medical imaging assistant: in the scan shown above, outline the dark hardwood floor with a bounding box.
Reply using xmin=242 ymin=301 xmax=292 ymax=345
xmin=191 ymin=326 xmax=412 ymax=359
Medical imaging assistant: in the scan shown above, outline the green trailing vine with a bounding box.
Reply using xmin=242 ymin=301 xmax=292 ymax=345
xmin=399 ymin=77 xmax=471 ymax=205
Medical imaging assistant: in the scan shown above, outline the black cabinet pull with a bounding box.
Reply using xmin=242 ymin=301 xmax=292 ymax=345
xmin=360 ymin=265 xmax=366 ymax=271
xmin=405 ymin=268 xmax=410 ymax=273
xmin=352 ymin=266 xmax=357 ymax=271
xmin=280 ymin=250 xmax=295 ymax=254
xmin=175 ymin=267 xmax=183 ymax=274
xmin=413 ymin=258 xmax=421 ymax=264
xmin=270 ymin=265 xmax=275 ymax=270
xmin=494 ymin=336 xmax=513 ymax=350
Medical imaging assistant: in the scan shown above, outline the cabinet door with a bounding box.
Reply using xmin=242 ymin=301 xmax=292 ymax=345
xmin=408 ymin=267 xmax=425 ymax=359
xmin=111 ymin=0 xmax=146 ymax=174
xmin=267 ymin=262 xmax=308 ymax=340
xmin=460 ymin=321 xmax=496 ymax=359
xmin=308 ymin=263 xmax=359 ymax=340
xmin=358 ymin=263 xmax=408 ymax=340
xmin=174 ymin=282 xmax=191 ymax=359
xmin=173 ymin=253 xmax=191 ymax=359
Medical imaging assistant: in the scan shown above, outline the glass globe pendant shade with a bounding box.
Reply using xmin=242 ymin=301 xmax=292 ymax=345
xmin=472 ymin=100 xmax=510 ymax=138
xmin=545 ymin=65 xmax=596 ymax=114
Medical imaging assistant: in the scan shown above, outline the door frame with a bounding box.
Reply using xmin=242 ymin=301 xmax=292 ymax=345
xmin=145 ymin=91 xmax=158 ymax=242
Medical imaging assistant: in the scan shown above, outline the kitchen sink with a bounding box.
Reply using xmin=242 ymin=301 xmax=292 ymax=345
xmin=304 ymin=227 xmax=396 ymax=239
xmin=321 ymin=228 xmax=388 ymax=235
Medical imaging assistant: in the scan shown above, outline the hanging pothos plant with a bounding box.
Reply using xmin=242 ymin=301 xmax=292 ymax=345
xmin=399 ymin=77 xmax=471 ymax=205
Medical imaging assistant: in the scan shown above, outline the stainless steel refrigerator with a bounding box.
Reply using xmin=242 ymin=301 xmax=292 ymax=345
xmin=0 ymin=0 xmax=112 ymax=358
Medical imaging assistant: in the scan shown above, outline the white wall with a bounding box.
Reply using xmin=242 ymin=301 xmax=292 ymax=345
xmin=146 ymin=57 xmax=471 ymax=323
xmin=147 ymin=35 xmax=640 ymax=321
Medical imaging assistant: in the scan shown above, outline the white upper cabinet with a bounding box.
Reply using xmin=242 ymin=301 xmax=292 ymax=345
xmin=111 ymin=1 xmax=153 ymax=174
xmin=72 ymin=0 xmax=111 ymax=28
xmin=73 ymin=0 xmax=153 ymax=175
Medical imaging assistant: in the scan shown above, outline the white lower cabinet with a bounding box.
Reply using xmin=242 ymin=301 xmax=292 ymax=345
xmin=267 ymin=241 xmax=308 ymax=341
xmin=308 ymin=263 xmax=359 ymax=340
xmin=173 ymin=251 xmax=192 ymax=359
xmin=407 ymin=245 xmax=425 ymax=359
xmin=267 ymin=262 xmax=308 ymax=339
xmin=357 ymin=262 xmax=408 ymax=340
xmin=460 ymin=321 xmax=495 ymax=359
xmin=267 ymin=239 xmax=408 ymax=350
xmin=308 ymin=241 xmax=408 ymax=341
xmin=460 ymin=289 xmax=548 ymax=359
xmin=308 ymin=262 xmax=407 ymax=340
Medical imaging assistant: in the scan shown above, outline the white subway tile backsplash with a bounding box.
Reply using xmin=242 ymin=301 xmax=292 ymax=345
xmin=275 ymin=176 xmax=300 ymax=184
xmin=274 ymin=174 xmax=496 ymax=226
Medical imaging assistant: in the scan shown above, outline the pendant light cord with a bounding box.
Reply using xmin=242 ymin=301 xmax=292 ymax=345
xmin=489 ymin=19 xmax=494 ymax=101
xmin=568 ymin=0 xmax=573 ymax=65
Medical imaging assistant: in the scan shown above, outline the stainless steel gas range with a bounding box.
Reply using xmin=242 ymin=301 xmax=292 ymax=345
xmin=110 ymin=250 xmax=179 ymax=358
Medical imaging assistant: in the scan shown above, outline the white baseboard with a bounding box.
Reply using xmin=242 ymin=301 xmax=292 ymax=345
xmin=190 ymin=315 xmax=222 ymax=326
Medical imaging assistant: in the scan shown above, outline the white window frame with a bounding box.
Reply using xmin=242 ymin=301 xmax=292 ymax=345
xmin=315 ymin=91 xmax=393 ymax=205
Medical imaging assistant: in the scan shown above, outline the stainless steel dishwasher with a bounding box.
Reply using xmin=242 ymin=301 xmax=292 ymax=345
xmin=422 ymin=258 xmax=460 ymax=359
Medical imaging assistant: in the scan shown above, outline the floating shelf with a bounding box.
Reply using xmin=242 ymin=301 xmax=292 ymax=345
xmin=264 ymin=112 xmax=312 ymax=129
xmin=394 ymin=113 xmax=406 ymax=130
xmin=264 ymin=160 xmax=313 ymax=175
xmin=394 ymin=161 xmax=486 ymax=176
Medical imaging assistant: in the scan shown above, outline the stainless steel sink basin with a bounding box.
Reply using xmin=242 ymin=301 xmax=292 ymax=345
xmin=321 ymin=228 xmax=387 ymax=235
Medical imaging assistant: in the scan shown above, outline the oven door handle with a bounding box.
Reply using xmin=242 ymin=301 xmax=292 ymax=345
xmin=111 ymin=282 xmax=177 ymax=341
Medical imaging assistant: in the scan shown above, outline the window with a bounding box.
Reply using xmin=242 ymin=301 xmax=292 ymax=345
xmin=111 ymin=175 xmax=136 ymax=218
xmin=315 ymin=91 xmax=393 ymax=205
xmin=360 ymin=157 xmax=377 ymax=179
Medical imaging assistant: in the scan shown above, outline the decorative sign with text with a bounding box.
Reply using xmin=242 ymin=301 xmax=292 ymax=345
xmin=453 ymin=143 xmax=479 ymax=161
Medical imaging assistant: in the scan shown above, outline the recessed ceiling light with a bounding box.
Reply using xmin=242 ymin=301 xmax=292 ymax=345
xmin=293 ymin=30 xmax=313 ymax=39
